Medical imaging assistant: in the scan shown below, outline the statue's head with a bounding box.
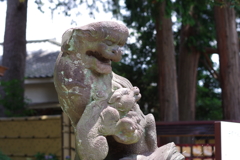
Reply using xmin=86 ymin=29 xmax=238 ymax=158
xmin=61 ymin=21 xmax=129 ymax=74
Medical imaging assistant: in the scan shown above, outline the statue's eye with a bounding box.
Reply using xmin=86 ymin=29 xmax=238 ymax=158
xmin=104 ymin=40 xmax=113 ymax=46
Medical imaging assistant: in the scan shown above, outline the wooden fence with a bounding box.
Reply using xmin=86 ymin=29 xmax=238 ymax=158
xmin=156 ymin=121 xmax=216 ymax=160
xmin=0 ymin=115 xmax=62 ymax=160
xmin=1 ymin=115 xmax=225 ymax=160
xmin=62 ymin=113 xmax=75 ymax=160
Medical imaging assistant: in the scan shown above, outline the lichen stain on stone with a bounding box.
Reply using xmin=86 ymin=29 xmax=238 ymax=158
xmin=76 ymin=53 xmax=81 ymax=59
xmin=68 ymin=37 xmax=76 ymax=51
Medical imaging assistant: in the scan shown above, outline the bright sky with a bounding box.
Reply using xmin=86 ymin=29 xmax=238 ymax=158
xmin=0 ymin=1 xmax=124 ymax=54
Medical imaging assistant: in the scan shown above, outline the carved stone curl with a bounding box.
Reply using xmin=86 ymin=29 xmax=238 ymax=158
xmin=54 ymin=21 xmax=185 ymax=160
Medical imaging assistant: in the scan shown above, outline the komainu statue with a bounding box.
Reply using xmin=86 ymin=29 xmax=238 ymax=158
xmin=54 ymin=21 xmax=185 ymax=160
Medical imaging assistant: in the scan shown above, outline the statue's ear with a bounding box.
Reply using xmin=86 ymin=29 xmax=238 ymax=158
xmin=61 ymin=29 xmax=74 ymax=52
xmin=61 ymin=28 xmax=93 ymax=52
xmin=61 ymin=28 xmax=98 ymax=52
xmin=61 ymin=29 xmax=73 ymax=46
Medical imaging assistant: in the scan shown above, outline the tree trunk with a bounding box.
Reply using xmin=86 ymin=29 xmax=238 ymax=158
xmin=178 ymin=24 xmax=200 ymax=144
xmin=178 ymin=24 xmax=200 ymax=121
xmin=0 ymin=0 xmax=28 ymax=116
xmin=155 ymin=0 xmax=179 ymax=122
xmin=214 ymin=2 xmax=240 ymax=120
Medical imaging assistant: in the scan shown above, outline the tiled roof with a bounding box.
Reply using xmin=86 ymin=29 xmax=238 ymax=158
xmin=0 ymin=40 xmax=61 ymax=79
xmin=25 ymin=50 xmax=60 ymax=78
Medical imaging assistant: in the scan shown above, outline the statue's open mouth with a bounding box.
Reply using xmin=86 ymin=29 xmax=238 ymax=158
xmin=86 ymin=51 xmax=111 ymax=64
xmin=86 ymin=50 xmax=112 ymax=74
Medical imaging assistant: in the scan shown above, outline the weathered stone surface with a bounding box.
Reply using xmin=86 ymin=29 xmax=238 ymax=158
xmin=54 ymin=21 xmax=185 ymax=160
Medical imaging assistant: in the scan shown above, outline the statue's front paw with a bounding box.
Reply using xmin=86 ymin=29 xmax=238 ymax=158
xmin=152 ymin=143 xmax=185 ymax=160
xmin=132 ymin=86 xmax=141 ymax=102
xmin=113 ymin=117 xmax=143 ymax=144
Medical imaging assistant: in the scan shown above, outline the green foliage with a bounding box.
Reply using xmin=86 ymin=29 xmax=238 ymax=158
xmin=34 ymin=0 xmax=119 ymax=18
xmin=174 ymin=0 xmax=216 ymax=51
xmin=34 ymin=153 xmax=59 ymax=160
xmin=33 ymin=153 xmax=70 ymax=160
xmin=196 ymin=64 xmax=222 ymax=120
xmin=34 ymin=153 xmax=45 ymax=160
xmin=0 ymin=150 xmax=11 ymax=160
xmin=0 ymin=79 xmax=34 ymax=117
xmin=217 ymin=0 xmax=240 ymax=9
xmin=113 ymin=0 xmax=160 ymax=116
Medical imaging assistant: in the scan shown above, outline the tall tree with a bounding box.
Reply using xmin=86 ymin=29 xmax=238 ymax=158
xmin=3 ymin=0 xmax=27 ymax=81
xmin=177 ymin=0 xmax=217 ymax=121
xmin=121 ymin=0 xmax=179 ymax=121
xmin=178 ymin=26 xmax=200 ymax=121
xmin=0 ymin=0 xmax=28 ymax=116
xmin=214 ymin=1 xmax=240 ymax=120
xmin=177 ymin=3 xmax=199 ymax=121
xmin=155 ymin=0 xmax=179 ymax=121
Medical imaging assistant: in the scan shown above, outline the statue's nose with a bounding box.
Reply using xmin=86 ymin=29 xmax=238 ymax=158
xmin=112 ymin=47 xmax=122 ymax=54
xmin=111 ymin=49 xmax=122 ymax=62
